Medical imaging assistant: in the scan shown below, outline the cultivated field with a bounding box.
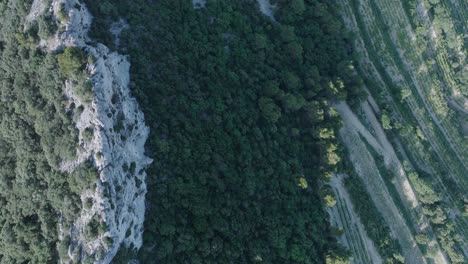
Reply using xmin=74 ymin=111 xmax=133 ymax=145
xmin=335 ymin=0 xmax=467 ymax=262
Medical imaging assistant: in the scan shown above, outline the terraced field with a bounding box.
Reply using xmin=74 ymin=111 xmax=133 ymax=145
xmin=327 ymin=174 xmax=383 ymax=264
xmin=333 ymin=0 xmax=467 ymax=262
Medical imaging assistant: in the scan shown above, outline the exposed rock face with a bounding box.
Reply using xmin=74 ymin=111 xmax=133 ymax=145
xmin=110 ymin=18 xmax=129 ymax=48
xmin=192 ymin=0 xmax=207 ymax=9
xmin=257 ymin=0 xmax=276 ymax=20
xmin=25 ymin=0 xmax=48 ymax=26
xmin=27 ymin=0 xmax=152 ymax=263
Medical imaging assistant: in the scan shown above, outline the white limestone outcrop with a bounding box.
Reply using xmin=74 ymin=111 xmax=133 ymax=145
xmin=25 ymin=0 xmax=48 ymax=27
xmin=27 ymin=0 xmax=152 ymax=263
xmin=257 ymin=0 xmax=276 ymax=20
xmin=192 ymin=0 xmax=207 ymax=9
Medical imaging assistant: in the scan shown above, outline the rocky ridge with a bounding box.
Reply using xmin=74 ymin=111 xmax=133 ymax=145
xmin=27 ymin=0 xmax=152 ymax=263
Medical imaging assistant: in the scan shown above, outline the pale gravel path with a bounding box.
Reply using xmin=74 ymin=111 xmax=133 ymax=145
xmin=366 ymin=91 xmax=381 ymax=114
xmin=360 ymin=102 xmax=420 ymax=209
xmin=256 ymin=0 xmax=275 ymax=20
xmin=340 ymin=116 xmax=426 ymax=264
xmin=25 ymin=0 xmax=47 ymax=27
xmin=337 ymin=106 xmax=426 ymax=263
xmin=335 ymin=102 xmax=385 ymax=154
xmin=192 ymin=0 xmax=206 ymax=9
xmin=361 ymin=102 xmax=451 ymax=264
xmin=360 ymin=103 xmax=452 ymax=264
xmin=336 ymin=101 xmax=451 ymax=264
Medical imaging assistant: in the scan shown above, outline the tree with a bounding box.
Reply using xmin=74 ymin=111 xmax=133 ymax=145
xmin=318 ymin=127 xmax=335 ymax=139
xmin=259 ymin=97 xmax=282 ymax=123
xmin=304 ymin=101 xmax=324 ymax=123
xmin=282 ymin=93 xmax=305 ymax=112
xmin=78 ymin=0 xmax=360 ymax=262
xmin=291 ymin=0 xmax=306 ymax=14
xmin=68 ymin=162 xmax=98 ymax=194
xmin=285 ymin=42 xmax=304 ymax=62
xmin=279 ymin=25 xmax=296 ymax=43
xmin=291 ymin=244 xmax=307 ymax=262
xmin=254 ymin=33 xmax=268 ymax=50
xmin=326 ymin=143 xmax=340 ymax=166
xmin=381 ymin=112 xmax=392 ymax=130
xmin=298 ymin=176 xmax=308 ymax=189
xmin=393 ymin=254 xmax=405 ymax=263
xmin=322 ymin=172 xmax=333 ymax=181
xmin=325 ymin=253 xmax=350 ymax=264
xmin=57 ymin=47 xmax=85 ymax=77
xmin=57 ymin=3 xmax=68 ymax=23
xmin=262 ymin=80 xmax=280 ymax=97
xmin=415 ymin=234 xmax=429 ymax=245
xmin=282 ymin=71 xmax=301 ymax=90
xmin=400 ymin=87 xmax=412 ymax=101
xmin=324 ymin=194 xmax=337 ymax=207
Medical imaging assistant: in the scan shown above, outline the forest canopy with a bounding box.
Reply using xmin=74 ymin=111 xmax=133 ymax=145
xmin=0 ymin=0 xmax=366 ymax=262
xmin=0 ymin=0 xmax=85 ymax=262
xmin=84 ymin=0 xmax=364 ymax=263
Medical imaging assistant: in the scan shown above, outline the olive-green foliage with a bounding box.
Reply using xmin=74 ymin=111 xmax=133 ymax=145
xmin=0 ymin=1 xmax=86 ymax=262
xmin=85 ymin=0 xmax=355 ymax=263
xmin=408 ymin=170 xmax=465 ymax=262
xmin=324 ymin=194 xmax=337 ymax=208
xmin=259 ymin=97 xmax=282 ymax=123
xmin=325 ymin=254 xmax=350 ymax=264
xmin=415 ymin=234 xmax=430 ymax=245
xmin=58 ymin=47 xmax=95 ymax=103
xmin=37 ymin=14 xmax=57 ymax=40
xmin=408 ymin=172 xmax=441 ymax=205
xmin=75 ymin=79 xmax=94 ymax=104
xmin=68 ymin=161 xmax=98 ymax=194
xmin=381 ymin=112 xmax=392 ymax=130
xmin=57 ymin=3 xmax=68 ymax=23
xmin=85 ymin=217 xmax=100 ymax=240
xmin=57 ymin=47 xmax=86 ymax=77
xmin=82 ymin=127 xmax=94 ymax=142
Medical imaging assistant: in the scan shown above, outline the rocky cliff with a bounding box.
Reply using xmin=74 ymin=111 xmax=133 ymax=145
xmin=27 ymin=0 xmax=152 ymax=263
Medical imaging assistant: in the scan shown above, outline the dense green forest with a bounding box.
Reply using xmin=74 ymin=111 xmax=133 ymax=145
xmin=84 ymin=0 xmax=364 ymax=263
xmin=0 ymin=0 xmax=368 ymax=262
xmin=0 ymin=0 xmax=466 ymax=263
xmin=0 ymin=0 xmax=94 ymax=262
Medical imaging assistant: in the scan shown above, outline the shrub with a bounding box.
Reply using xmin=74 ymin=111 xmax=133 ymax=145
xmin=259 ymin=97 xmax=281 ymax=123
xmin=82 ymin=127 xmax=94 ymax=142
xmin=57 ymin=3 xmax=68 ymax=23
xmin=298 ymin=176 xmax=308 ymax=189
xmin=103 ymin=236 xmax=113 ymax=247
xmin=57 ymin=47 xmax=85 ymax=77
xmin=86 ymin=217 xmax=100 ymax=239
xmin=75 ymin=80 xmax=94 ymax=103
xmin=68 ymin=162 xmax=98 ymax=194
xmin=324 ymin=194 xmax=337 ymax=207
xmin=84 ymin=197 xmax=93 ymax=209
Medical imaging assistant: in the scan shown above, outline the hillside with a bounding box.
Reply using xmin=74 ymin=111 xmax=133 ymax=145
xmin=0 ymin=0 xmax=466 ymax=263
